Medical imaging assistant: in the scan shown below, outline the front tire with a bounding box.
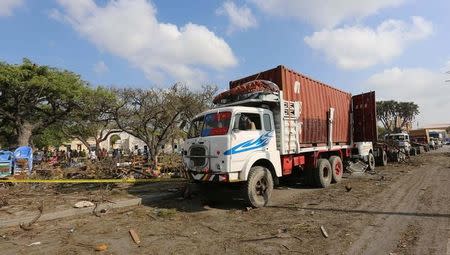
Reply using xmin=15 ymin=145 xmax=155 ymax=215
xmin=367 ymin=152 xmax=376 ymax=171
xmin=377 ymin=150 xmax=388 ymax=166
xmin=243 ymin=166 xmax=274 ymax=208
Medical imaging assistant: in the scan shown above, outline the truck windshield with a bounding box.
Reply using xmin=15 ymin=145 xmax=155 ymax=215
xmin=187 ymin=111 xmax=231 ymax=138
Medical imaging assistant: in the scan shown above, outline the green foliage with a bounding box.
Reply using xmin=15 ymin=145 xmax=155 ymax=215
xmin=32 ymin=124 xmax=70 ymax=149
xmin=376 ymin=100 xmax=419 ymax=133
xmin=0 ymin=58 xmax=91 ymax=146
xmin=109 ymin=134 xmax=121 ymax=146
xmin=62 ymin=86 xmax=119 ymax=151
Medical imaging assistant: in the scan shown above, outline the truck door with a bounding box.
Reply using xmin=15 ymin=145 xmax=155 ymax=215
xmin=352 ymin=91 xmax=377 ymax=143
xmin=226 ymin=111 xmax=267 ymax=171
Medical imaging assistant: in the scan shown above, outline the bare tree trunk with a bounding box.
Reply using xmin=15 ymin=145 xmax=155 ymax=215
xmin=148 ymin=145 xmax=160 ymax=169
xmin=17 ymin=121 xmax=34 ymax=146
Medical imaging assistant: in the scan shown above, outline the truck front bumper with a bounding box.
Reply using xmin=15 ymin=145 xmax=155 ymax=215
xmin=188 ymin=171 xmax=241 ymax=183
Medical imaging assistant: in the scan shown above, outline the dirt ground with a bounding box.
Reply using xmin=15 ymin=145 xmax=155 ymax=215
xmin=0 ymin=147 xmax=449 ymax=255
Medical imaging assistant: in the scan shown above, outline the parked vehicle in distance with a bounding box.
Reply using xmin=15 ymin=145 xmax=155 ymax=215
xmin=182 ymin=65 xmax=381 ymax=207
xmin=384 ymin=133 xmax=416 ymax=158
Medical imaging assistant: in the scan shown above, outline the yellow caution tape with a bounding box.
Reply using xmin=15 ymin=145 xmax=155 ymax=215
xmin=0 ymin=178 xmax=187 ymax=183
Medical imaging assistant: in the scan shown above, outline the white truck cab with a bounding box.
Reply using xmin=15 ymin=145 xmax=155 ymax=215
xmin=183 ymin=106 xmax=282 ymax=183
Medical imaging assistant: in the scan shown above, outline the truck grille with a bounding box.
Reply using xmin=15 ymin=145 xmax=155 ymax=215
xmin=190 ymin=146 xmax=206 ymax=167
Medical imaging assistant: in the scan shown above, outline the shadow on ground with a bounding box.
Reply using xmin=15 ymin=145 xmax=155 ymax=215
xmin=127 ymin=177 xmax=319 ymax=213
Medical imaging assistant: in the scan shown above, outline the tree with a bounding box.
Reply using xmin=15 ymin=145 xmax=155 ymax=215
xmin=377 ymin=100 xmax=419 ymax=133
xmin=114 ymin=84 xmax=216 ymax=166
xmin=0 ymin=59 xmax=90 ymax=146
xmin=62 ymin=86 xmax=120 ymax=153
xmin=32 ymin=123 xmax=70 ymax=149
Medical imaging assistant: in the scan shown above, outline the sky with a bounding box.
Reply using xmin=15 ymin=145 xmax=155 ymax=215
xmin=0 ymin=0 xmax=449 ymax=126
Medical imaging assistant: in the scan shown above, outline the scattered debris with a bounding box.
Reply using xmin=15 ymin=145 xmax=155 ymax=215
xmin=129 ymin=229 xmax=141 ymax=245
xmin=320 ymin=226 xmax=329 ymax=238
xmin=345 ymin=185 xmax=352 ymax=192
xmin=27 ymin=241 xmax=41 ymax=246
xmin=200 ymin=223 xmax=219 ymax=233
xmin=20 ymin=201 xmax=44 ymax=231
xmin=94 ymin=243 xmax=108 ymax=252
xmin=245 ymin=207 xmax=252 ymax=211
xmin=74 ymin=201 xmax=94 ymax=208
xmin=0 ymin=196 xmax=8 ymax=208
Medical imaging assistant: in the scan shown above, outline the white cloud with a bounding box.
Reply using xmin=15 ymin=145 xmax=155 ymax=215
xmin=365 ymin=64 xmax=450 ymax=125
xmin=0 ymin=0 xmax=24 ymax=17
xmin=216 ymin=1 xmax=257 ymax=34
xmin=250 ymin=0 xmax=404 ymax=28
xmin=53 ymin=0 xmax=237 ymax=85
xmin=304 ymin=16 xmax=433 ymax=70
xmin=93 ymin=61 xmax=109 ymax=75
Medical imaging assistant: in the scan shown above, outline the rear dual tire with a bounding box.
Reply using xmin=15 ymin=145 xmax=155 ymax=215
xmin=313 ymin=159 xmax=332 ymax=188
xmin=329 ymin=156 xmax=343 ymax=183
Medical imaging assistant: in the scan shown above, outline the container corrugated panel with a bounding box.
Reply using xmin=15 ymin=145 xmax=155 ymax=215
xmin=352 ymin=91 xmax=377 ymax=143
xmin=230 ymin=65 xmax=352 ymax=146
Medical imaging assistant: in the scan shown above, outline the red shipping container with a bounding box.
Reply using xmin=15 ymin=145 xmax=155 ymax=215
xmin=229 ymin=65 xmax=352 ymax=146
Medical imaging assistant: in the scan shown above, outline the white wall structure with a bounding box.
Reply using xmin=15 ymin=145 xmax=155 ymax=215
xmin=60 ymin=130 xmax=183 ymax=155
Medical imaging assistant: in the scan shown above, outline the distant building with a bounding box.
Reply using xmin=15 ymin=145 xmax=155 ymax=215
xmin=59 ymin=130 xmax=182 ymax=155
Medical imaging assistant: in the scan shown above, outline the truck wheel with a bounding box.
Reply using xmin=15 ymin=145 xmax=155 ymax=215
xmin=367 ymin=153 xmax=375 ymax=171
xmin=314 ymin=159 xmax=332 ymax=188
xmin=376 ymin=150 xmax=388 ymax=166
xmin=329 ymin=156 xmax=343 ymax=183
xmin=392 ymin=152 xmax=400 ymax=163
xmin=243 ymin=166 xmax=273 ymax=208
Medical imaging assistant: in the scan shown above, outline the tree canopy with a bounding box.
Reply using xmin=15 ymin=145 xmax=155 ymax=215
xmin=114 ymin=84 xmax=216 ymax=165
xmin=377 ymin=100 xmax=419 ymax=133
xmin=0 ymin=59 xmax=90 ymax=146
xmin=0 ymin=59 xmax=217 ymax=154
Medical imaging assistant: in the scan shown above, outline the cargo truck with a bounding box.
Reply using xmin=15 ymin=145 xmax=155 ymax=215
xmin=182 ymin=65 xmax=380 ymax=207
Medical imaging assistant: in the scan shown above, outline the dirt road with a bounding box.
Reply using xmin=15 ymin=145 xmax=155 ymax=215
xmin=0 ymin=147 xmax=449 ymax=254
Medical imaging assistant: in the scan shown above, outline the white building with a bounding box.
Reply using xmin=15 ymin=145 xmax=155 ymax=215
xmin=60 ymin=130 xmax=182 ymax=155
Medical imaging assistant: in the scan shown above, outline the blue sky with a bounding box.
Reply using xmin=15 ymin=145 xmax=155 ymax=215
xmin=0 ymin=0 xmax=449 ymax=125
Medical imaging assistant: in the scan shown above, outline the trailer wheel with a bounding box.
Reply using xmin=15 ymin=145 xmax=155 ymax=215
xmin=314 ymin=159 xmax=332 ymax=188
xmin=329 ymin=156 xmax=343 ymax=183
xmin=243 ymin=166 xmax=273 ymax=208
xmin=367 ymin=153 xmax=375 ymax=171
xmin=376 ymin=150 xmax=388 ymax=166
xmin=392 ymin=152 xmax=400 ymax=163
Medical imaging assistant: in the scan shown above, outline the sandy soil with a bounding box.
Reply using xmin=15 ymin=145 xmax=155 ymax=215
xmin=0 ymin=147 xmax=449 ymax=255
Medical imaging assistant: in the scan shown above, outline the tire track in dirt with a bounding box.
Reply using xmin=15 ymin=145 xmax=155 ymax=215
xmin=344 ymin=150 xmax=450 ymax=255
xmin=413 ymin=153 xmax=450 ymax=255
